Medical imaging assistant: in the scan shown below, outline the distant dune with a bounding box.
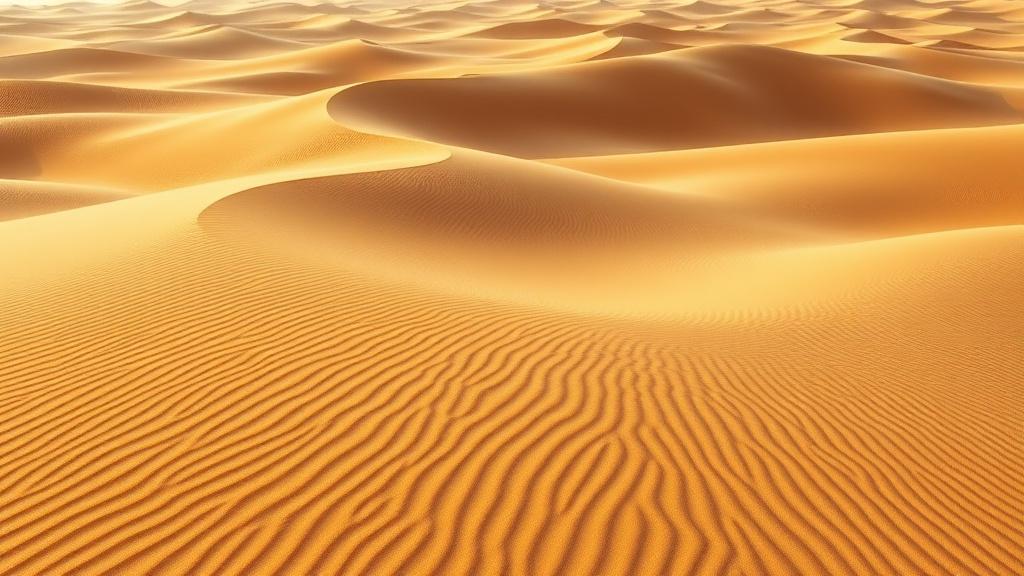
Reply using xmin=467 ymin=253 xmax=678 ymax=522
xmin=0 ymin=78 xmax=264 ymax=116
xmin=0 ymin=1 xmax=1021 ymax=576
xmin=331 ymin=45 xmax=1022 ymax=156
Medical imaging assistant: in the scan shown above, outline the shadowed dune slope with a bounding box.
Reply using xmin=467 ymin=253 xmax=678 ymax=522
xmin=196 ymin=149 xmax=819 ymax=309
xmin=330 ymin=44 xmax=1023 ymax=157
xmin=467 ymin=18 xmax=605 ymax=39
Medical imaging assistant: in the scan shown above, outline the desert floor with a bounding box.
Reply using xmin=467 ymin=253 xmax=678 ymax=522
xmin=0 ymin=0 xmax=1022 ymax=574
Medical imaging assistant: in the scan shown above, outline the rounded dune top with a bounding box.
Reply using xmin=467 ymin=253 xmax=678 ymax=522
xmin=467 ymin=17 xmax=605 ymax=38
xmin=103 ymin=25 xmax=312 ymax=60
xmin=135 ymin=10 xmax=223 ymax=29
xmin=328 ymin=44 xmax=1023 ymax=157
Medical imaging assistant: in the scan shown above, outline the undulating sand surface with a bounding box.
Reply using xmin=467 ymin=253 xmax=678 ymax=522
xmin=0 ymin=0 xmax=1022 ymax=574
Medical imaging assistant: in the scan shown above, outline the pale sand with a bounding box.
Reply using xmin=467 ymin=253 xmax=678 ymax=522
xmin=0 ymin=1 xmax=1022 ymax=575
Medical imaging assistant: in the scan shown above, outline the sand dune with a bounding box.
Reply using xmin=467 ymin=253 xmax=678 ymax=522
xmin=197 ymin=149 xmax=816 ymax=310
xmin=136 ymin=10 xmax=224 ymax=29
xmin=0 ymin=46 xmax=193 ymax=79
xmin=0 ymin=33 xmax=75 ymax=57
xmin=468 ymin=18 xmax=605 ymax=39
xmin=0 ymin=179 xmax=131 ymax=221
xmin=168 ymin=39 xmax=445 ymax=95
xmin=331 ymin=44 xmax=1022 ymax=157
xmin=0 ymin=91 xmax=436 ymax=191
xmin=0 ymin=1 xmax=1022 ymax=575
xmin=0 ymin=79 xmax=265 ymax=116
xmin=841 ymin=44 xmax=1024 ymax=85
xmin=554 ymin=123 xmax=1024 ymax=240
xmin=604 ymin=22 xmax=697 ymax=44
xmin=841 ymin=28 xmax=912 ymax=43
xmin=104 ymin=24 xmax=311 ymax=60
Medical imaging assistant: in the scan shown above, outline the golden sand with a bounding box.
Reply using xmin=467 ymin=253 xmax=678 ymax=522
xmin=0 ymin=0 xmax=1022 ymax=574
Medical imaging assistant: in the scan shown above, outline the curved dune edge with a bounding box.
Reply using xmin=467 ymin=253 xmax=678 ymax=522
xmin=196 ymin=126 xmax=1024 ymax=316
xmin=0 ymin=145 xmax=451 ymax=292
xmin=327 ymin=44 xmax=1023 ymax=158
xmin=0 ymin=84 xmax=451 ymax=285
xmin=0 ymin=179 xmax=133 ymax=222
xmin=550 ymin=123 xmax=1024 ymax=239
xmin=0 ymin=88 xmax=446 ymax=192
xmin=1 ymin=0 xmax=1023 ymax=575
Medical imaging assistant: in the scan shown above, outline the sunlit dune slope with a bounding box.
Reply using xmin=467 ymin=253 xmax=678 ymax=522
xmin=0 ymin=79 xmax=265 ymax=116
xmin=0 ymin=179 xmax=131 ymax=221
xmin=103 ymin=25 xmax=312 ymax=60
xmin=553 ymin=123 xmax=1024 ymax=239
xmin=0 ymin=91 xmax=434 ymax=191
xmin=0 ymin=0 xmax=1022 ymax=575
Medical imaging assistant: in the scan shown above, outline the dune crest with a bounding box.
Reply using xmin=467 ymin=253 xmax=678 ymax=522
xmin=329 ymin=45 xmax=1023 ymax=157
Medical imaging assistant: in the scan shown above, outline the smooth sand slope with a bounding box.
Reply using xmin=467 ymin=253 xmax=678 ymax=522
xmin=0 ymin=1 xmax=1022 ymax=575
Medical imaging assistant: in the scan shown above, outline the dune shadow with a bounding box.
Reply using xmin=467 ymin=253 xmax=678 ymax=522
xmin=0 ymin=136 xmax=41 ymax=180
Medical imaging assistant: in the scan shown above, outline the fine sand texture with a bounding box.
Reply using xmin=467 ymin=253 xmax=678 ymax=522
xmin=0 ymin=1 xmax=1022 ymax=575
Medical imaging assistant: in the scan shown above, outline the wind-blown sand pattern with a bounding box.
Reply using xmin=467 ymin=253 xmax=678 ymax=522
xmin=0 ymin=0 xmax=1023 ymax=574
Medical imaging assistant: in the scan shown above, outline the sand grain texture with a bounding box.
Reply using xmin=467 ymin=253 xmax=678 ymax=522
xmin=0 ymin=1 xmax=1022 ymax=575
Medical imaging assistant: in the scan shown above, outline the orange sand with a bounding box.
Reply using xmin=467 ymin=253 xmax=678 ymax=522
xmin=0 ymin=1 xmax=1022 ymax=575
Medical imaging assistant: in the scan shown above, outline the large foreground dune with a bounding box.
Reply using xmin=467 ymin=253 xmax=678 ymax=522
xmin=0 ymin=1 xmax=1022 ymax=575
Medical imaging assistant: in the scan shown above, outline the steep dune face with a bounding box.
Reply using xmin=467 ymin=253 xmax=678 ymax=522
xmin=1 ymin=1 xmax=1023 ymax=576
xmin=330 ymin=44 xmax=1022 ymax=157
